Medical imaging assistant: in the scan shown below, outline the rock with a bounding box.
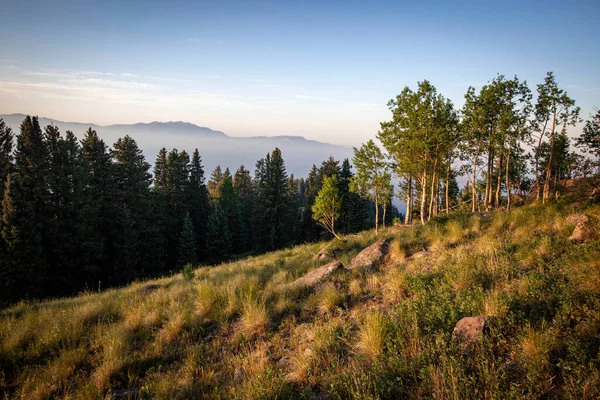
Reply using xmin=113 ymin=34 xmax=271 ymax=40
xmin=313 ymin=244 xmax=342 ymax=262
xmin=105 ymin=389 xmax=139 ymax=400
xmin=139 ymin=284 xmax=161 ymax=293
xmin=291 ymin=261 xmax=344 ymax=288
xmin=565 ymin=213 xmax=586 ymax=225
xmin=568 ymin=214 xmax=598 ymax=242
xmin=348 ymin=239 xmax=389 ymax=271
xmin=408 ymin=250 xmax=433 ymax=260
xmin=452 ymin=316 xmax=487 ymax=344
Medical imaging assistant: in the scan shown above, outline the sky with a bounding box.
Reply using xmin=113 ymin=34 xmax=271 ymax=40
xmin=0 ymin=0 xmax=599 ymax=146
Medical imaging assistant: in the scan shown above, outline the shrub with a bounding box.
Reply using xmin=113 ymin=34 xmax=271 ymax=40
xmin=182 ymin=264 xmax=195 ymax=282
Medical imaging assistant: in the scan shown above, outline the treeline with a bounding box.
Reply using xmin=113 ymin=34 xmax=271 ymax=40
xmin=354 ymin=72 xmax=599 ymax=225
xmin=0 ymin=116 xmax=395 ymax=305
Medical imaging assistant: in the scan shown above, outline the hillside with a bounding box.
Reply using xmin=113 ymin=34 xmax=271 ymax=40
xmin=0 ymin=114 xmax=353 ymax=178
xmin=1 ymin=202 xmax=600 ymax=399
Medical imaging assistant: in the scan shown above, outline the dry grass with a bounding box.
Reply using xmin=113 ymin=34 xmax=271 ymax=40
xmin=1 ymin=202 xmax=599 ymax=399
xmin=355 ymin=311 xmax=387 ymax=358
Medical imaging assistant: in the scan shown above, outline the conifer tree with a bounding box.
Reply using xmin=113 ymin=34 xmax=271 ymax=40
xmin=0 ymin=119 xmax=13 ymax=210
xmin=208 ymin=165 xmax=225 ymax=199
xmin=178 ymin=212 xmax=197 ymax=267
xmin=1 ymin=116 xmax=48 ymax=301
xmin=206 ymin=203 xmax=231 ymax=262
xmin=187 ymin=149 xmax=210 ymax=259
xmin=154 ymin=147 xmax=168 ymax=189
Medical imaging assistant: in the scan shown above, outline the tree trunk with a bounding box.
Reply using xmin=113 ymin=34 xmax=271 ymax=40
xmin=543 ymin=110 xmax=558 ymax=203
xmin=375 ymin=196 xmax=379 ymax=235
xmin=506 ymin=146 xmax=511 ymax=211
xmin=428 ymin=170 xmax=436 ymax=221
xmin=383 ymin=204 xmax=386 ymax=229
xmin=472 ymin=156 xmax=478 ymax=213
xmin=534 ymin=119 xmax=549 ymax=203
xmin=495 ymin=153 xmax=502 ymax=208
xmin=420 ymin=170 xmax=427 ymax=225
xmin=445 ymin=162 xmax=450 ymax=215
xmin=405 ymin=175 xmax=412 ymax=224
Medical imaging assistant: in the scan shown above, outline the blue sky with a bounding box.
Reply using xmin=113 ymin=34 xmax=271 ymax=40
xmin=0 ymin=0 xmax=598 ymax=145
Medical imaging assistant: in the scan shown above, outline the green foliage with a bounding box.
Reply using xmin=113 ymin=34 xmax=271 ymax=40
xmin=577 ymin=109 xmax=600 ymax=166
xmin=182 ymin=264 xmax=195 ymax=282
xmin=312 ymin=175 xmax=342 ymax=239
xmin=350 ymin=139 xmax=389 ymax=233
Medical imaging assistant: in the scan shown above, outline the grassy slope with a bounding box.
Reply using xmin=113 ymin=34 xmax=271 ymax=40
xmin=1 ymin=203 xmax=600 ymax=399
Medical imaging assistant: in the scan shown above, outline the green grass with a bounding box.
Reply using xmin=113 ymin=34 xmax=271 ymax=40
xmin=1 ymin=203 xmax=600 ymax=399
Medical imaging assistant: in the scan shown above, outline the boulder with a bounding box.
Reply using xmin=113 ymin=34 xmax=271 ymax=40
xmin=408 ymin=250 xmax=433 ymax=260
xmin=452 ymin=316 xmax=487 ymax=344
xmin=348 ymin=239 xmax=389 ymax=271
xmin=291 ymin=261 xmax=344 ymax=288
xmin=313 ymin=244 xmax=342 ymax=262
xmin=568 ymin=214 xmax=598 ymax=242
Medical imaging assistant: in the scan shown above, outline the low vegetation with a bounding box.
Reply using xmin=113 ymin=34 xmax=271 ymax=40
xmin=1 ymin=201 xmax=600 ymax=399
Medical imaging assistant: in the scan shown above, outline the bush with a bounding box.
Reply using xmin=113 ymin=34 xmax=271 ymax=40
xmin=182 ymin=264 xmax=195 ymax=282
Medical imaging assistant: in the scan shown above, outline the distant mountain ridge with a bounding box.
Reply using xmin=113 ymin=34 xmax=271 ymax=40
xmin=0 ymin=113 xmax=353 ymax=178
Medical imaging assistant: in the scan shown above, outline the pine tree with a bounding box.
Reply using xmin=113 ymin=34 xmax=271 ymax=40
xmin=219 ymin=176 xmax=244 ymax=252
xmin=208 ymin=165 xmax=224 ymax=199
xmin=178 ymin=212 xmax=197 ymax=267
xmin=111 ymin=136 xmax=152 ymax=281
xmin=1 ymin=116 xmax=48 ymax=302
xmin=234 ymin=165 xmax=254 ymax=251
xmin=80 ymin=127 xmax=116 ymax=285
xmin=206 ymin=204 xmax=232 ymax=262
xmin=154 ymin=147 xmax=167 ymax=189
xmin=253 ymin=148 xmax=291 ymax=251
xmin=0 ymin=119 xmax=13 ymax=210
xmin=187 ymin=149 xmax=210 ymax=260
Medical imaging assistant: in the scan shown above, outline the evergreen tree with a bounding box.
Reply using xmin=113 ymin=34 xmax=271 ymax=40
xmin=253 ymin=148 xmax=292 ymax=251
xmin=0 ymin=119 xmax=13 ymax=210
xmin=178 ymin=212 xmax=197 ymax=267
xmin=219 ymin=176 xmax=244 ymax=252
xmin=234 ymin=165 xmax=254 ymax=252
xmin=80 ymin=127 xmax=116 ymax=284
xmin=1 ymin=116 xmax=48 ymax=302
xmin=187 ymin=149 xmax=210 ymax=260
xmin=154 ymin=147 xmax=168 ymax=189
xmin=206 ymin=203 xmax=231 ymax=262
xmin=208 ymin=165 xmax=225 ymax=199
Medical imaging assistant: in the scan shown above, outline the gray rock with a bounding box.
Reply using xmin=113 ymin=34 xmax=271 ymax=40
xmin=408 ymin=250 xmax=433 ymax=260
xmin=568 ymin=214 xmax=597 ymax=242
xmin=291 ymin=261 xmax=344 ymax=288
xmin=452 ymin=316 xmax=487 ymax=344
xmin=348 ymin=239 xmax=389 ymax=271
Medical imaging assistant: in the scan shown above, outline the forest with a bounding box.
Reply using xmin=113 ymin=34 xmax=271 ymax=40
xmin=0 ymin=71 xmax=599 ymax=306
xmin=0 ymin=115 xmax=386 ymax=305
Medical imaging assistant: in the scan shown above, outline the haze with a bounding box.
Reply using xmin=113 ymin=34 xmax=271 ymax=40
xmin=1 ymin=0 xmax=599 ymax=147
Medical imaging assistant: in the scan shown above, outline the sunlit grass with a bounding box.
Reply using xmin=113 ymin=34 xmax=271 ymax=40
xmin=1 ymin=201 xmax=599 ymax=399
